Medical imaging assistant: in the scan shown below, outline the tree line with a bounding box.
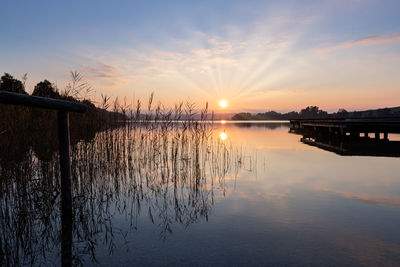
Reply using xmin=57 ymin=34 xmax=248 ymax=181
xmin=231 ymin=105 xmax=400 ymax=120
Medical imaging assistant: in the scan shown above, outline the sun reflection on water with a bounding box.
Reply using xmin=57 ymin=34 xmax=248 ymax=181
xmin=220 ymin=132 xmax=227 ymax=141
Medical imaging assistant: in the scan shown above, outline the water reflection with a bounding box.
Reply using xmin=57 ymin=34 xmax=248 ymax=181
xmin=219 ymin=131 xmax=227 ymax=141
xmin=1 ymin=121 xmax=400 ymax=266
xmin=0 ymin=122 xmax=255 ymax=266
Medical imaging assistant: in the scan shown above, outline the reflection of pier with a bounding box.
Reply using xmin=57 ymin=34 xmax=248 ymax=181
xmin=289 ymin=118 xmax=400 ymax=157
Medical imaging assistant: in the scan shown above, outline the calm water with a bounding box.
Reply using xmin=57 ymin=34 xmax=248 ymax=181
xmin=1 ymin=121 xmax=400 ymax=266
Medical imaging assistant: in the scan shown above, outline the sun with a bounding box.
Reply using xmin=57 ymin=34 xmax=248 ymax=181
xmin=219 ymin=100 xmax=228 ymax=109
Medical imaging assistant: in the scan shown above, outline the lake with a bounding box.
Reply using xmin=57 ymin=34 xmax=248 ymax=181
xmin=1 ymin=121 xmax=400 ymax=266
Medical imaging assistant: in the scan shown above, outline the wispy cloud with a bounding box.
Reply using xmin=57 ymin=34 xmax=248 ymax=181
xmin=82 ymin=64 xmax=119 ymax=78
xmin=319 ymin=32 xmax=400 ymax=53
xmin=82 ymin=64 xmax=128 ymax=87
xmin=72 ymin=26 xmax=299 ymax=104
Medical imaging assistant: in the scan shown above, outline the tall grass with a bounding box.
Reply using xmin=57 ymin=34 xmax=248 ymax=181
xmin=0 ymin=94 xmax=256 ymax=266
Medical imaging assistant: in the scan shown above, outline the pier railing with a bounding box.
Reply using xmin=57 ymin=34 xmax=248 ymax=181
xmin=0 ymin=90 xmax=87 ymax=267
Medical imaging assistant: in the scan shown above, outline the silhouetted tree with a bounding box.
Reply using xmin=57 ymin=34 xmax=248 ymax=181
xmin=336 ymin=108 xmax=348 ymax=118
xmin=256 ymin=111 xmax=282 ymax=120
xmin=285 ymin=111 xmax=299 ymax=119
xmin=300 ymin=106 xmax=328 ymax=118
xmin=0 ymin=73 xmax=26 ymax=94
xmin=231 ymin=112 xmax=253 ymax=120
xmin=32 ymin=80 xmax=60 ymax=99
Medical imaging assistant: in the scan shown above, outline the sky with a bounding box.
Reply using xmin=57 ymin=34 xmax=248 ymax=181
xmin=1 ymin=0 xmax=400 ymax=112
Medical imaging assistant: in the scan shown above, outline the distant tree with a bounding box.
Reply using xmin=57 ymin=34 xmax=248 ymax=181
xmin=32 ymin=80 xmax=60 ymax=99
xmin=0 ymin=73 xmax=26 ymax=94
xmin=378 ymin=108 xmax=391 ymax=117
xmin=231 ymin=105 xmax=400 ymax=121
xmin=231 ymin=112 xmax=253 ymax=120
xmin=257 ymin=111 xmax=283 ymax=120
xmin=284 ymin=111 xmax=299 ymax=119
xmin=336 ymin=108 xmax=348 ymax=118
xmin=300 ymin=106 xmax=328 ymax=118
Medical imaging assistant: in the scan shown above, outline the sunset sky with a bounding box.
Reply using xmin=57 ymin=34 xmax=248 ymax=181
xmin=1 ymin=0 xmax=399 ymax=112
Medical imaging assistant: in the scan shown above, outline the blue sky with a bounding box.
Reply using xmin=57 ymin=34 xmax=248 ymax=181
xmin=1 ymin=0 xmax=400 ymax=111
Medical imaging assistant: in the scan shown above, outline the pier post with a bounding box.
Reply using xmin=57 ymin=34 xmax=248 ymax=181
xmin=384 ymin=132 xmax=388 ymax=140
xmin=350 ymin=132 xmax=360 ymax=140
xmin=375 ymin=132 xmax=380 ymax=140
xmin=58 ymin=111 xmax=73 ymax=267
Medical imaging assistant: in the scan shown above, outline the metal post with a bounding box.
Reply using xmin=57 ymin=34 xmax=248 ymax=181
xmin=58 ymin=111 xmax=72 ymax=267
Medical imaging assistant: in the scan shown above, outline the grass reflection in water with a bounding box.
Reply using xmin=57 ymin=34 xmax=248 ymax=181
xmin=0 ymin=120 xmax=256 ymax=266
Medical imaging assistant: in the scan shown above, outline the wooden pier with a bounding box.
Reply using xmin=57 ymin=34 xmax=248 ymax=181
xmin=290 ymin=118 xmax=400 ymax=140
xmin=289 ymin=118 xmax=400 ymax=157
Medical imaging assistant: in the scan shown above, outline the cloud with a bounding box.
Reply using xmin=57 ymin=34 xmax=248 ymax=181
xmin=319 ymin=32 xmax=400 ymax=53
xmin=82 ymin=64 xmax=119 ymax=78
xmin=192 ymin=45 xmax=232 ymax=57
xmin=73 ymin=26 xmax=297 ymax=99
xmin=82 ymin=64 xmax=128 ymax=88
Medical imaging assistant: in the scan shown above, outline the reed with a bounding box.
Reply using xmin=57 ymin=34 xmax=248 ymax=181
xmin=0 ymin=73 xmax=257 ymax=265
